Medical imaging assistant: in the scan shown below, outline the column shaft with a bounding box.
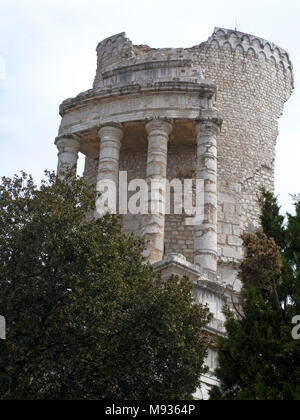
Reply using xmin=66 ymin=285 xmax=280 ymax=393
xmin=96 ymin=124 xmax=124 ymax=216
xmin=194 ymin=119 xmax=221 ymax=274
xmin=142 ymin=119 xmax=173 ymax=264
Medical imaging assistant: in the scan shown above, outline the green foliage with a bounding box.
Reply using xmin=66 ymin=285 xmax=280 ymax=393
xmin=210 ymin=191 xmax=300 ymax=400
xmin=259 ymin=188 xmax=286 ymax=250
xmin=0 ymin=171 xmax=211 ymax=400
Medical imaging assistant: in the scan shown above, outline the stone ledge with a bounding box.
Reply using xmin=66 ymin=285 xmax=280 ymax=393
xmin=59 ymin=80 xmax=216 ymax=115
xmin=154 ymin=253 xmax=237 ymax=298
xmin=102 ymin=59 xmax=195 ymax=79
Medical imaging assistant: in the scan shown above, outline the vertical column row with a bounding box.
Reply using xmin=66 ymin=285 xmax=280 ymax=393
xmin=56 ymin=117 xmax=221 ymax=272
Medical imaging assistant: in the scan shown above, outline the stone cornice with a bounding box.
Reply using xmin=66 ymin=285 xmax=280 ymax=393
xmin=59 ymin=80 xmax=216 ymax=116
xmin=101 ymin=59 xmax=194 ymax=80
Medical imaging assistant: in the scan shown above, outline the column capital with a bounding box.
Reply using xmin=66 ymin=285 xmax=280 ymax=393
xmin=98 ymin=123 xmax=124 ymax=140
xmin=55 ymin=134 xmax=81 ymax=152
xmin=195 ymin=117 xmax=223 ymax=137
xmin=145 ymin=118 xmax=173 ymax=136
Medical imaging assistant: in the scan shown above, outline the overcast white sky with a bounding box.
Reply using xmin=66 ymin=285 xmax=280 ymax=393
xmin=0 ymin=0 xmax=299 ymax=214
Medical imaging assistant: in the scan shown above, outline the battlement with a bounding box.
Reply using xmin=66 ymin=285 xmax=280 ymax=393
xmin=93 ymin=29 xmax=294 ymax=91
xmin=204 ymin=27 xmax=293 ymax=76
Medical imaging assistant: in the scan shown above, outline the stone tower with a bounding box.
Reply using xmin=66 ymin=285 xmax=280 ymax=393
xmin=55 ymin=28 xmax=294 ymax=399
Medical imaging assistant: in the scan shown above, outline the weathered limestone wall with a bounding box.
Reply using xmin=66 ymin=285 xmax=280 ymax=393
xmin=117 ymin=29 xmax=294 ymax=288
xmin=80 ymin=28 xmax=293 ymax=289
xmin=190 ymin=28 xmax=294 ymax=286
xmin=56 ymin=29 xmax=293 ymax=398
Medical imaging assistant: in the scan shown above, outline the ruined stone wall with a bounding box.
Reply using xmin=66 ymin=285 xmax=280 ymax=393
xmin=188 ymin=28 xmax=293 ymax=285
xmin=83 ymin=28 xmax=293 ymax=288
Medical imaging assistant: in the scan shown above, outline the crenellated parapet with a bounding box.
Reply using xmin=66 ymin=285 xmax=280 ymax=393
xmin=202 ymin=27 xmax=294 ymax=84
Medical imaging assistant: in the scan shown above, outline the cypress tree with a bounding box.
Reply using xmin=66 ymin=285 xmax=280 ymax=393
xmin=210 ymin=192 xmax=300 ymax=400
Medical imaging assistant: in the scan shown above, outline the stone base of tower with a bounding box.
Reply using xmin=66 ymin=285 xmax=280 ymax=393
xmin=154 ymin=254 xmax=236 ymax=400
xmin=195 ymin=372 xmax=220 ymax=400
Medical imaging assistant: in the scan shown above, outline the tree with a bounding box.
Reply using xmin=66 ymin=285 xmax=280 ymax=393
xmin=0 ymin=171 xmax=211 ymax=400
xmin=210 ymin=192 xmax=300 ymax=400
xmin=259 ymin=188 xmax=286 ymax=250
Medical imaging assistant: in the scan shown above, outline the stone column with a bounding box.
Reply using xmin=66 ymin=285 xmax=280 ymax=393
xmin=141 ymin=118 xmax=173 ymax=264
xmin=194 ymin=118 xmax=221 ymax=275
xmin=55 ymin=135 xmax=81 ymax=178
xmin=96 ymin=123 xmax=124 ymax=217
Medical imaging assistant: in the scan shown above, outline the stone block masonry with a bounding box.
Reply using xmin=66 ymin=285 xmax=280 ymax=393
xmin=55 ymin=28 xmax=293 ymax=399
xmin=57 ymin=28 xmax=293 ymax=288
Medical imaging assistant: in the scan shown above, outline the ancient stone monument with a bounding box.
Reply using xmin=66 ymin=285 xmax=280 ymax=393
xmin=55 ymin=28 xmax=294 ymax=399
